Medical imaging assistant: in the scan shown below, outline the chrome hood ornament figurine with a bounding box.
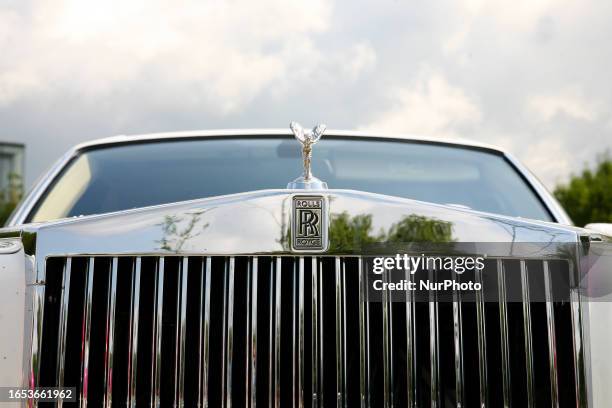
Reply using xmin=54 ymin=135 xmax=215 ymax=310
xmin=287 ymin=121 xmax=328 ymax=189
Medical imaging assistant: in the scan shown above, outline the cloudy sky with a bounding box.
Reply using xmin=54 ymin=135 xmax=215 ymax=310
xmin=1 ymin=0 xmax=611 ymax=190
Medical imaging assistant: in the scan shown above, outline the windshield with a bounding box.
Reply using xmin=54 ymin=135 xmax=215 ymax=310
xmin=28 ymin=137 xmax=553 ymax=223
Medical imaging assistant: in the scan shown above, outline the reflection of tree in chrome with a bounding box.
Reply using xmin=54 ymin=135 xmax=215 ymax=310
xmin=327 ymin=212 xmax=454 ymax=252
xmin=385 ymin=214 xmax=454 ymax=243
xmin=328 ymin=213 xmax=380 ymax=251
xmin=156 ymin=210 xmax=210 ymax=252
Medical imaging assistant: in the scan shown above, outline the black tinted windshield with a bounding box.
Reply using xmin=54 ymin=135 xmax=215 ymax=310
xmin=29 ymin=137 xmax=553 ymax=222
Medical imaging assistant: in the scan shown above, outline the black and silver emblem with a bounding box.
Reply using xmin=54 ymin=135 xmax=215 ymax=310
xmin=292 ymin=195 xmax=328 ymax=251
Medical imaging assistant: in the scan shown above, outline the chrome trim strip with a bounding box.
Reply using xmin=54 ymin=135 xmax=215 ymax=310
xmin=312 ymin=258 xmax=319 ymax=407
xmin=543 ymin=261 xmax=559 ymax=408
xmin=153 ymin=257 xmax=165 ymax=408
xmin=358 ymin=258 xmax=366 ymax=408
xmin=250 ymin=257 xmax=258 ymax=408
xmin=103 ymin=258 xmax=117 ymax=408
xmin=497 ymin=260 xmax=511 ymax=408
xmin=56 ymin=258 xmax=71 ymax=397
xmin=382 ymin=268 xmax=390 ymax=408
xmin=178 ymin=257 xmax=189 ymax=407
xmin=475 ymin=267 xmax=488 ymax=408
xmin=225 ymin=257 xmax=236 ymax=408
xmin=8 ymin=148 xmax=74 ymax=227
xmin=405 ymin=268 xmax=415 ymax=408
xmin=274 ymin=257 xmax=282 ymax=408
xmin=335 ymin=257 xmax=345 ymax=407
xmin=520 ymin=261 xmax=535 ymax=408
xmin=202 ymin=257 xmax=211 ymax=408
xmin=64 ymin=129 xmax=508 ymax=155
xmin=503 ymin=152 xmax=572 ymax=224
xmin=298 ymin=257 xmax=305 ymax=408
xmin=128 ymin=257 xmax=142 ymax=408
xmin=452 ymin=271 xmax=464 ymax=408
xmin=80 ymin=257 xmax=95 ymax=407
xmin=429 ymin=268 xmax=440 ymax=408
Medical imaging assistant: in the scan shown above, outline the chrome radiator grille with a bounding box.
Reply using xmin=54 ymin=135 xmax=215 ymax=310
xmin=37 ymin=255 xmax=587 ymax=407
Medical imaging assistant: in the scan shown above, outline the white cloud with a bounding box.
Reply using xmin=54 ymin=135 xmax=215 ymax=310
xmin=0 ymin=0 xmax=375 ymax=114
xmin=521 ymin=138 xmax=574 ymax=187
xmin=528 ymin=88 xmax=599 ymax=122
xmin=361 ymin=73 xmax=481 ymax=137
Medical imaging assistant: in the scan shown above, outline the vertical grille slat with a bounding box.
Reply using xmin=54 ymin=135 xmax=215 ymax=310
xmin=249 ymin=257 xmax=259 ymax=407
xmin=177 ymin=257 xmax=189 ymax=407
xmin=569 ymin=262 xmax=588 ymax=408
xmin=452 ymin=273 xmax=464 ymax=408
xmin=474 ymin=267 xmax=488 ymax=408
xmin=318 ymin=258 xmax=325 ymax=408
xmin=201 ymin=257 xmax=211 ymax=407
xmin=292 ymin=259 xmax=298 ymax=407
xmin=405 ymin=268 xmax=416 ymax=408
xmin=497 ymin=259 xmax=511 ymax=408
xmin=381 ymin=267 xmax=391 ymax=408
xmin=543 ymin=261 xmax=560 ymax=408
xmin=103 ymin=258 xmax=117 ymax=408
xmin=244 ymin=258 xmax=252 ymax=408
xmin=267 ymin=259 xmax=274 ymax=408
xmin=335 ymin=257 xmax=345 ymax=407
xmin=56 ymin=258 xmax=72 ymax=396
xmin=128 ymin=258 xmax=142 ymax=408
xmin=520 ymin=260 xmax=536 ymax=408
xmin=358 ymin=258 xmax=367 ymax=408
xmin=274 ymin=257 xmax=282 ymax=408
xmin=429 ymin=268 xmax=440 ymax=408
xmin=298 ymin=257 xmax=305 ymax=408
xmin=312 ymin=257 xmax=320 ymax=407
xmin=38 ymin=254 xmax=588 ymax=408
xmin=172 ymin=259 xmax=181 ymax=407
xmin=224 ymin=257 xmax=236 ymax=408
xmin=152 ymin=257 xmax=165 ymax=408
xmin=80 ymin=258 xmax=95 ymax=407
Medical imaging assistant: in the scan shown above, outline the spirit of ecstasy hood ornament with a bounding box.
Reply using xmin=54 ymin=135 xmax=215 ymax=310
xmin=287 ymin=121 xmax=328 ymax=189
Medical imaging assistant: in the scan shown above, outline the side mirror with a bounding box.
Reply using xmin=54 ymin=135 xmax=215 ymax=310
xmin=585 ymin=223 xmax=612 ymax=237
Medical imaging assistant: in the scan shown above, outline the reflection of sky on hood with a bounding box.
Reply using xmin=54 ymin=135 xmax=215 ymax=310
xmin=2 ymin=0 xmax=611 ymax=191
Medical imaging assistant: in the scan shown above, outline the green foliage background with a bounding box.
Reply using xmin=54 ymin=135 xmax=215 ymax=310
xmin=554 ymin=153 xmax=612 ymax=227
xmin=0 ymin=173 xmax=22 ymax=226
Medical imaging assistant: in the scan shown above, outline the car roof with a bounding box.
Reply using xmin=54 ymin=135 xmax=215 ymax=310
xmin=73 ymin=128 xmax=505 ymax=154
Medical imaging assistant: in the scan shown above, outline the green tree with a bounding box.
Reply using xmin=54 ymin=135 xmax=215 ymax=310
xmin=554 ymin=153 xmax=612 ymax=227
xmin=0 ymin=172 xmax=23 ymax=226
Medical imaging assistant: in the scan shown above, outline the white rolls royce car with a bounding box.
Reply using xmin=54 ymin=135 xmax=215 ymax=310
xmin=1 ymin=126 xmax=611 ymax=407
